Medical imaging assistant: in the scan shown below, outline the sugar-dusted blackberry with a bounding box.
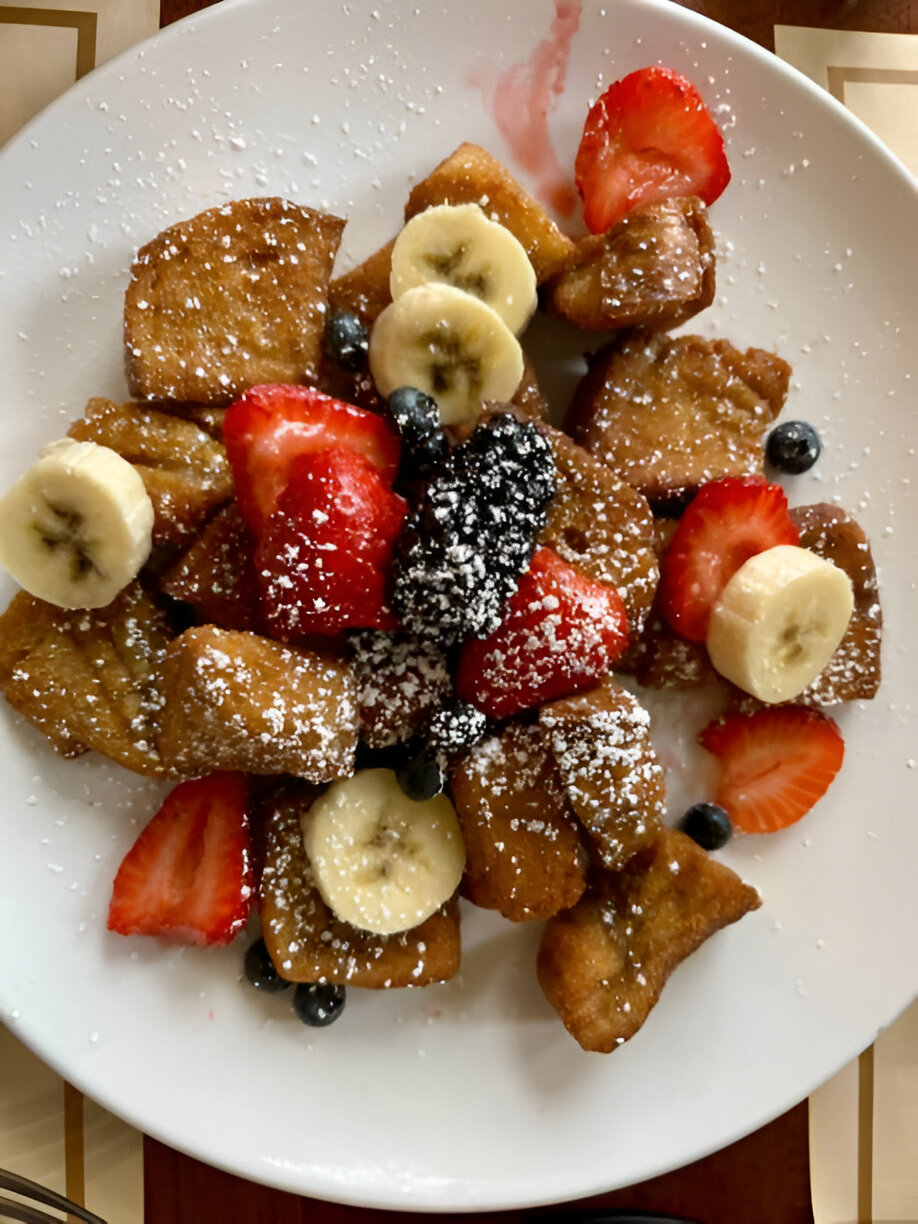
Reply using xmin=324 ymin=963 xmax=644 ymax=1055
xmin=385 ymin=386 xmax=449 ymax=479
xmin=428 ymin=699 xmax=488 ymax=756
xmin=324 ymin=309 xmax=369 ymax=371
xmin=392 ymin=411 xmax=557 ymax=644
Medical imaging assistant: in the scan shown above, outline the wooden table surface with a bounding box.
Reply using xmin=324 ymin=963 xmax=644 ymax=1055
xmin=145 ymin=2 xmax=914 ymax=1221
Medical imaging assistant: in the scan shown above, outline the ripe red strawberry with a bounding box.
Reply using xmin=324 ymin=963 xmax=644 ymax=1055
xmin=575 ymin=65 xmax=731 ymax=234
xmin=700 ymin=705 xmax=845 ymax=834
xmin=108 ymin=772 xmax=253 ymax=945
xmin=256 ymin=445 xmax=407 ymax=638
xmin=658 ymin=476 xmax=799 ymax=642
xmin=223 ymin=384 xmax=401 ymax=534
xmin=454 ymin=545 xmax=629 ymax=720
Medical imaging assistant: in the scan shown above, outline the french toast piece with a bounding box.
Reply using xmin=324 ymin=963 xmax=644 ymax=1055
xmin=539 ymin=677 xmax=665 ymax=870
xmin=405 ymin=143 xmax=577 ymax=283
xmin=67 ymin=397 xmax=233 ymax=547
xmin=328 ymin=237 xmax=395 ymax=324
xmin=792 ymin=503 xmax=882 ymax=704
xmin=156 ymin=626 xmax=358 ymax=781
xmin=124 ymin=197 xmax=345 ymax=405
xmin=536 ymin=421 xmax=659 ymax=635
xmin=260 ymin=784 xmax=461 ymax=987
xmin=0 ymin=582 xmax=173 ymax=776
xmin=158 ymin=503 xmax=261 ymax=633
xmin=511 ymin=354 xmax=550 ymax=420
xmin=450 ymin=722 xmax=589 ymax=922
xmin=566 ymin=331 xmax=790 ymax=507
xmin=542 ymin=197 xmax=716 ymax=332
xmin=537 ymin=827 xmax=762 ymax=1052
xmin=349 ymin=631 xmax=451 ymax=750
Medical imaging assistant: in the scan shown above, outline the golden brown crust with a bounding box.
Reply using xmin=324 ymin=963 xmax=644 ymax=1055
xmin=565 ymin=331 xmax=790 ymax=507
xmin=536 ymin=827 xmax=761 ymax=1052
xmin=259 ymin=784 xmax=461 ymax=987
xmin=450 ymin=722 xmax=588 ymax=922
xmin=68 ymin=397 xmax=233 ymax=548
xmin=405 ymin=143 xmax=576 ymax=283
xmin=124 ymin=197 xmax=345 ymax=405
xmin=156 ymin=626 xmax=358 ymax=780
xmin=0 ymin=583 xmax=174 ymax=775
xmin=542 ymin=197 xmax=716 ymax=332
xmin=349 ymin=631 xmax=451 ymax=750
xmin=158 ymin=502 xmax=261 ymax=633
xmin=539 ymin=677 xmax=666 ymax=869
xmin=328 ymin=237 xmax=395 ymax=324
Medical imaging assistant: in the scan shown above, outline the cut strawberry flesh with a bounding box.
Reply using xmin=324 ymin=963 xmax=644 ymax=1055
xmin=223 ymin=384 xmax=402 ymax=534
xmin=575 ymin=65 xmax=731 ymax=234
xmin=658 ymin=476 xmax=799 ymax=642
xmin=455 ymin=545 xmax=629 ymax=720
xmin=108 ymin=772 xmax=253 ymax=945
xmin=700 ymin=705 xmax=845 ymax=834
xmin=256 ymin=445 xmax=407 ymax=639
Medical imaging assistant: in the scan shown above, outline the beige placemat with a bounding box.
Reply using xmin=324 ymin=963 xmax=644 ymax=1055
xmin=0 ymin=0 xmax=159 ymax=146
xmin=0 ymin=1023 xmax=144 ymax=1222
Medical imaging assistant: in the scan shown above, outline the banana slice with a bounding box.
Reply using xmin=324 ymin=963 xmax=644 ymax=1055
xmin=706 ymin=544 xmax=854 ymax=703
xmin=301 ymin=768 xmax=465 ymax=936
xmin=368 ymin=282 xmax=524 ymax=427
xmin=0 ymin=437 xmax=154 ymax=609
xmin=389 ymin=203 xmax=538 ymax=335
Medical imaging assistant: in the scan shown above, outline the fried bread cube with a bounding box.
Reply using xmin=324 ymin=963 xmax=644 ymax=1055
xmin=566 ymin=331 xmax=790 ymax=507
xmin=158 ymin=503 xmax=261 ymax=633
xmin=328 ymin=237 xmax=395 ymax=324
xmin=67 ymin=397 xmax=233 ymax=547
xmin=536 ymin=421 xmax=659 ymax=635
xmin=259 ymin=784 xmax=461 ymax=987
xmin=792 ymin=503 xmax=881 ymax=704
xmin=537 ymin=827 xmax=761 ymax=1052
xmin=0 ymin=582 xmax=173 ymax=776
xmin=349 ymin=631 xmax=451 ymax=750
xmin=156 ymin=626 xmax=357 ymax=781
xmin=405 ymin=143 xmax=576 ymax=283
xmin=540 ymin=678 xmax=665 ymax=869
xmin=124 ymin=197 xmax=345 ymax=404
xmin=543 ymin=197 xmax=715 ymax=332
xmin=450 ymin=722 xmax=588 ymax=922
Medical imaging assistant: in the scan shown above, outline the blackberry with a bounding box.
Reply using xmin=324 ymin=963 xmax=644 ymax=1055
xmin=292 ymin=981 xmax=346 ymax=1027
xmin=680 ymin=802 xmax=733 ymax=851
xmin=324 ymin=309 xmax=369 ymax=372
xmin=385 ymin=386 xmax=449 ymax=479
xmin=392 ymin=412 xmax=556 ymax=644
xmin=766 ymin=420 xmax=822 ymax=474
xmin=428 ymin=699 xmax=487 ymax=755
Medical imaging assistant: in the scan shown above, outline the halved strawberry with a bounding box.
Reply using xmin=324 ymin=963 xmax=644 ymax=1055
xmin=223 ymin=384 xmax=401 ymax=534
xmin=658 ymin=476 xmax=799 ymax=642
xmin=454 ymin=545 xmax=629 ymax=720
xmin=256 ymin=445 xmax=407 ymax=639
xmin=108 ymin=772 xmax=253 ymax=945
xmin=575 ymin=65 xmax=731 ymax=234
xmin=700 ymin=705 xmax=845 ymax=834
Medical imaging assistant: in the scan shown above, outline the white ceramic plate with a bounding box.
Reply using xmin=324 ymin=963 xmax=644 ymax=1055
xmin=1 ymin=0 xmax=916 ymax=1211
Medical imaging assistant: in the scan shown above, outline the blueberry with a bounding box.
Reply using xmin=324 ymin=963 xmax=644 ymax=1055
xmin=395 ymin=745 xmax=445 ymax=801
xmin=385 ymin=386 xmax=449 ymax=479
xmin=324 ymin=309 xmax=369 ymax=371
xmin=766 ymin=420 xmax=822 ymax=474
xmin=292 ymin=981 xmax=346 ymax=1027
xmin=428 ymin=699 xmax=487 ymax=755
xmin=244 ymin=937 xmax=291 ymax=993
xmin=680 ymin=802 xmax=733 ymax=851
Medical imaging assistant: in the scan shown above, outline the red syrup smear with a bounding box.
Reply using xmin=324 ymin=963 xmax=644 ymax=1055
xmin=472 ymin=0 xmax=583 ymax=217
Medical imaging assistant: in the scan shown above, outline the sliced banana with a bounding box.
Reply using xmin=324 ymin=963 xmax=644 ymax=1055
xmin=706 ymin=544 xmax=854 ymax=704
xmin=369 ymin=282 xmax=524 ymax=427
xmin=390 ymin=203 xmax=538 ymax=335
xmin=0 ymin=437 xmax=154 ymax=609
xmin=301 ymin=768 xmax=466 ymax=936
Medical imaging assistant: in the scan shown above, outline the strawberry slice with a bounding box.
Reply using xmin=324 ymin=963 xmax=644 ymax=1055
xmin=256 ymin=445 xmax=407 ymax=639
xmin=575 ymin=65 xmax=731 ymax=234
xmin=658 ymin=476 xmax=799 ymax=642
xmin=108 ymin=772 xmax=253 ymax=945
xmin=223 ymin=384 xmax=401 ymax=534
xmin=454 ymin=545 xmax=629 ymax=720
xmin=700 ymin=705 xmax=845 ymax=834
